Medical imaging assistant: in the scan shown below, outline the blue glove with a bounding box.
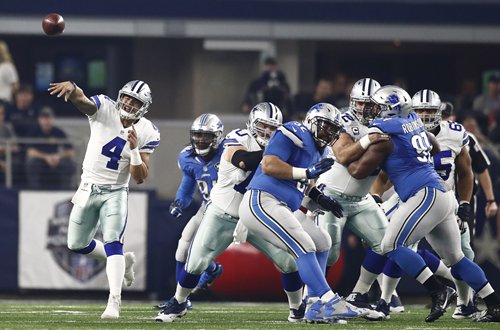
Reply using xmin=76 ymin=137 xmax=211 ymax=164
xmin=317 ymin=194 xmax=343 ymax=218
xmin=306 ymin=158 xmax=335 ymax=179
xmin=169 ymin=200 xmax=183 ymax=218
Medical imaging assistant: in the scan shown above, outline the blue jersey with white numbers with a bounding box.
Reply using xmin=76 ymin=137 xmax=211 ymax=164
xmin=370 ymin=112 xmax=444 ymax=202
xmin=175 ymin=144 xmax=223 ymax=209
xmin=249 ymin=121 xmax=324 ymax=211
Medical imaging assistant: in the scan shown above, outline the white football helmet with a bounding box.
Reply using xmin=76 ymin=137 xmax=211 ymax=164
xmin=350 ymin=78 xmax=381 ymax=125
xmin=412 ymin=89 xmax=442 ymax=130
xmin=247 ymin=102 xmax=283 ymax=147
xmin=190 ymin=113 xmax=224 ymax=156
xmin=368 ymin=85 xmax=412 ymax=121
xmin=116 ymin=80 xmax=152 ymax=120
xmin=303 ymin=103 xmax=343 ymax=148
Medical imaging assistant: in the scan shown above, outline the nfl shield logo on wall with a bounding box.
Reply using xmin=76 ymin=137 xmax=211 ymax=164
xmin=46 ymin=200 xmax=106 ymax=282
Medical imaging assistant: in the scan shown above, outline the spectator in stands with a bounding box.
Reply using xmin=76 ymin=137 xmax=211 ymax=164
xmin=292 ymin=78 xmax=335 ymax=120
xmin=0 ymin=101 xmax=17 ymax=185
xmin=0 ymin=41 xmax=19 ymax=104
xmin=7 ymin=83 xmax=38 ymax=137
xmin=455 ymin=78 xmax=478 ymax=115
xmin=473 ymin=72 xmax=500 ymax=134
xmin=241 ymin=56 xmax=291 ymax=119
xmin=25 ymin=107 xmax=75 ymax=190
xmin=331 ymin=73 xmax=349 ymax=108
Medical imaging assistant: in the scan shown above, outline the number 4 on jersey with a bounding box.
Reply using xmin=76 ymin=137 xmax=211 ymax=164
xmin=102 ymin=137 xmax=127 ymax=170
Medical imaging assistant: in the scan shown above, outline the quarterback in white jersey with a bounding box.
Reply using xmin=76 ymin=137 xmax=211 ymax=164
xmin=49 ymin=80 xmax=160 ymax=319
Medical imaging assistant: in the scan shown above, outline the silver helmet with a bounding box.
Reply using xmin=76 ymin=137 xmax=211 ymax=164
xmin=350 ymin=78 xmax=381 ymax=125
xmin=247 ymin=102 xmax=283 ymax=147
xmin=190 ymin=113 xmax=224 ymax=156
xmin=368 ymin=85 xmax=412 ymax=121
xmin=412 ymin=89 xmax=442 ymax=130
xmin=303 ymin=103 xmax=343 ymax=148
xmin=116 ymin=80 xmax=152 ymax=120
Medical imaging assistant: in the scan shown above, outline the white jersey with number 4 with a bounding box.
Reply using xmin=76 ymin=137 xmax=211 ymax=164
xmin=209 ymin=128 xmax=261 ymax=218
xmin=433 ymin=120 xmax=469 ymax=191
xmin=80 ymin=94 xmax=160 ymax=187
xmin=317 ymin=110 xmax=377 ymax=197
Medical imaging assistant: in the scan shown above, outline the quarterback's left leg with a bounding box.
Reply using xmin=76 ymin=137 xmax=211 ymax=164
xmin=99 ymin=188 xmax=129 ymax=319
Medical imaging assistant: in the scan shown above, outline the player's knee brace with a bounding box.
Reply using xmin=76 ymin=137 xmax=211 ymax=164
xmin=104 ymin=241 xmax=123 ymax=256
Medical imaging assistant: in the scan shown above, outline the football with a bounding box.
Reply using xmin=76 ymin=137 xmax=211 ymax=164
xmin=42 ymin=13 xmax=65 ymax=36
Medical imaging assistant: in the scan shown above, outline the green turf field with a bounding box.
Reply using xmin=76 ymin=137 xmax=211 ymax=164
xmin=0 ymin=300 xmax=497 ymax=329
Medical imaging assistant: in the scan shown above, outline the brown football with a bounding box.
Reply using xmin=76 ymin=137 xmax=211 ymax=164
xmin=42 ymin=13 xmax=65 ymax=36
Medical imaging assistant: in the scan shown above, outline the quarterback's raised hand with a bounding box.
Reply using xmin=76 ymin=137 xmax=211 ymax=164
xmin=48 ymin=81 xmax=77 ymax=102
xmin=169 ymin=200 xmax=183 ymax=218
xmin=128 ymin=125 xmax=138 ymax=149
xmin=306 ymin=158 xmax=335 ymax=179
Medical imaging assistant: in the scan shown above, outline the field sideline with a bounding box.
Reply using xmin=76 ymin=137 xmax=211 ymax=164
xmin=0 ymin=300 xmax=497 ymax=329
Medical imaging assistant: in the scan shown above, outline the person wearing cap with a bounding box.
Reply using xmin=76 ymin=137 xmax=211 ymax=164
xmin=473 ymin=72 xmax=500 ymax=134
xmin=25 ymin=106 xmax=75 ymax=189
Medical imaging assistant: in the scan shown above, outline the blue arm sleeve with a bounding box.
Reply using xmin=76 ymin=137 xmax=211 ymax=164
xmin=264 ymin=130 xmax=295 ymax=161
xmin=175 ymin=170 xmax=197 ymax=209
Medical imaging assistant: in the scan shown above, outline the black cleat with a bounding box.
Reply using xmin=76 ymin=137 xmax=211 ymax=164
xmin=346 ymin=292 xmax=372 ymax=309
xmin=476 ymin=305 xmax=500 ymax=322
xmin=374 ymin=299 xmax=390 ymax=320
xmin=425 ymin=286 xmax=456 ymax=322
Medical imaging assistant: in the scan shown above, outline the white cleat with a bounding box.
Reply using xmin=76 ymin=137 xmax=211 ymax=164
xmin=101 ymin=294 xmax=121 ymax=319
xmin=124 ymin=252 xmax=136 ymax=287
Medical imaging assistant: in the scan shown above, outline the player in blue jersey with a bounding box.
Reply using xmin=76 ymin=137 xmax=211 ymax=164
xmin=155 ymin=113 xmax=224 ymax=310
xmin=345 ymin=85 xmax=500 ymax=323
xmin=238 ymin=103 xmax=370 ymax=323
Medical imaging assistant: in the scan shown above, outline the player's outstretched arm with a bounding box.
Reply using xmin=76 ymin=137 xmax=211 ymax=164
xmin=48 ymin=81 xmax=97 ymax=116
xmin=333 ymin=132 xmax=390 ymax=166
xmin=426 ymin=131 xmax=441 ymax=155
xmin=347 ymin=140 xmax=393 ymax=180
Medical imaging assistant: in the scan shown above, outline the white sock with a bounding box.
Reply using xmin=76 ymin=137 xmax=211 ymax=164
xmin=88 ymin=240 xmax=107 ymax=261
xmin=352 ymin=266 xmax=378 ymax=294
xmin=320 ymin=290 xmax=335 ymax=303
xmin=285 ymin=288 xmax=303 ymax=309
xmin=174 ymin=283 xmax=193 ymax=304
xmin=454 ymin=279 xmax=470 ymax=306
xmin=435 ymin=262 xmax=453 ymax=281
xmin=106 ymin=255 xmax=125 ymax=296
xmin=381 ymin=274 xmax=401 ymax=303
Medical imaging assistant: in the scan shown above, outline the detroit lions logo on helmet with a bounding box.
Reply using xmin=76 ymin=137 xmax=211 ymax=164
xmin=386 ymin=94 xmax=401 ymax=111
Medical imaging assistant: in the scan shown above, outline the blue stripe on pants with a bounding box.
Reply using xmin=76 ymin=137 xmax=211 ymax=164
xmin=396 ymin=188 xmax=435 ymax=247
xmin=250 ymin=190 xmax=307 ymax=258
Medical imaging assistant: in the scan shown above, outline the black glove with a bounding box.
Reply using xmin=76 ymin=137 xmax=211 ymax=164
xmin=317 ymin=194 xmax=344 ymax=218
xmin=371 ymin=194 xmax=383 ymax=205
xmin=457 ymin=202 xmax=473 ymax=225
xmin=169 ymin=199 xmax=183 ymax=218
xmin=457 ymin=217 xmax=468 ymax=235
xmin=305 ymin=158 xmax=335 ymax=179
